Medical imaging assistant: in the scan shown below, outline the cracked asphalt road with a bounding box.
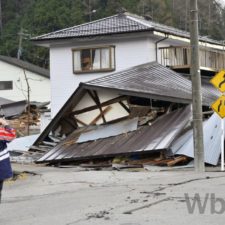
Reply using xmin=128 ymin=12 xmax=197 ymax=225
xmin=1 ymin=163 xmax=225 ymax=225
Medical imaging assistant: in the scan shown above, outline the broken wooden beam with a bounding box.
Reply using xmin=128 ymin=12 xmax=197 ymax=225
xmin=70 ymin=96 xmax=127 ymax=115
xmin=167 ymin=156 xmax=189 ymax=167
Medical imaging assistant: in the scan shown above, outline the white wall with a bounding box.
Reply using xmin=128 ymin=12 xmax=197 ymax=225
xmin=0 ymin=61 xmax=50 ymax=102
xmin=50 ymin=37 xmax=155 ymax=116
xmin=73 ymin=90 xmax=129 ymax=126
xmin=49 ymin=33 xmax=193 ymax=117
xmin=40 ymin=111 xmax=51 ymax=132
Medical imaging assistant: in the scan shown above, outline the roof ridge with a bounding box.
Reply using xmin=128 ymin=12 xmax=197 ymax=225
xmin=127 ymin=12 xmax=188 ymax=33
xmin=124 ymin=12 xmax=146 ymax=20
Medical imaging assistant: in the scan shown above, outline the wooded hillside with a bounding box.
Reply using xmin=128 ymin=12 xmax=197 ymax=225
xmin=0 ymin=0 xmax=225 ymax=68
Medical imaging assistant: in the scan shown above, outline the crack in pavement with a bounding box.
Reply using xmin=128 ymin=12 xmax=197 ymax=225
xmin=123 ymin=197 xmax=172 ymax=214
xmin=120 ymin=175 xmax=225 ymax=214
xmin=143 ymin=175 xmax=225 ymax=195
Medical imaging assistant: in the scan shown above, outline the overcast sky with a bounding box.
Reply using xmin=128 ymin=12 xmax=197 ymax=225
xmin=217 ymin=0 xmax=225 ymax=6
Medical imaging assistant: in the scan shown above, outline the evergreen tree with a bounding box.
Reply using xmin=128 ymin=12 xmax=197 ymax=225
xmin=0 ymin=0 xmax=224 ymax=68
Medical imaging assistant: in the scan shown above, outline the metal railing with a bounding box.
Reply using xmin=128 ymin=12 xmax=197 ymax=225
xmin=159 ymin=46 xmax=225 ymax=71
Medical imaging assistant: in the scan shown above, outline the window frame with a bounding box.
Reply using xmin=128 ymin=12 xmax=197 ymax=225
xmin=0 ymin=81 xmax=13 ymax=90
xmin=72 ymin=46 xmax=116 ymax=74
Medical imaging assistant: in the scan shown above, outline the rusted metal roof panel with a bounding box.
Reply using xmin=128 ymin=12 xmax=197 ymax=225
xmin=36 ymin=106 xmax=191 ymax=164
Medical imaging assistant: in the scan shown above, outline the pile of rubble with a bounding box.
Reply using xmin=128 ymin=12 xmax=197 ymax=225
xmin=0 ymin=97 xmax=49 ymax=137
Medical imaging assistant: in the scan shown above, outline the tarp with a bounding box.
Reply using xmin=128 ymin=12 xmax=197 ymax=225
xmin=7 ymin=134 xmax=39 ymax=152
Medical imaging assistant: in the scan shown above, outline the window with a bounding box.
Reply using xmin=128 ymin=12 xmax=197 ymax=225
xmin=0 ymin=81 xmax=13 ymax=90
xmin=73 ymin=46 xmax=115 ymax=73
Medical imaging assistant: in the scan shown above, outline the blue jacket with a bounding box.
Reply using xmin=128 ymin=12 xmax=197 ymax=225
xmin=0 ymin=141 xmax=13 ymax=181
xmin=0 ymin=126 xmax=16 ymax=181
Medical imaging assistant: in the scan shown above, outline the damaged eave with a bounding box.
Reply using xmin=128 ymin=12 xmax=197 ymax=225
xmin=82 ymin=83 xmax=192 ymax=105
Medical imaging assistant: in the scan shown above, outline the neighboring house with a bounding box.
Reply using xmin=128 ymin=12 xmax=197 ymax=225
xmin=0 ymin=55 xmax=50 ymax=102
xmin=32 ymin=12 xmax=225 ymax=117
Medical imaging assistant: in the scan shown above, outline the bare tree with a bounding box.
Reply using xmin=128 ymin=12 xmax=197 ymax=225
xmin=23 ymin=69 xmax=31 ymax=135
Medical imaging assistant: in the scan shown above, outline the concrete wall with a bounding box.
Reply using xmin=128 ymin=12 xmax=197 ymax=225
xmin=0 ymin=60 xmax=50 ymax=102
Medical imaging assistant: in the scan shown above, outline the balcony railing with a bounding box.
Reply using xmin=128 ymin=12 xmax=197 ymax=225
xmin=159 ymin=46 xmax=225 ymax=72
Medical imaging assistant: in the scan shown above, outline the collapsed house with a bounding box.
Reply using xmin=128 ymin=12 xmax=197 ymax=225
xmin=29 ymin=11 xmax=225 ymax=168
xmin=27 ymin=62 xmax=222 ymax=168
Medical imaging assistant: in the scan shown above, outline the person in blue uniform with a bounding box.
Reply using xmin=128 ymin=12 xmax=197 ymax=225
xmin=0 ymin=118 xmax=16 ymax=203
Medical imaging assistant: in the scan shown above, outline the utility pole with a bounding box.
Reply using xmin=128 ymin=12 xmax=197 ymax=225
xmin=190 ymin=0 xmax=205 ymax=172
xmin=17 ymin=28 xmax=30 ymax=59
xmin=17 ymin=28 xmax=23 ymax=59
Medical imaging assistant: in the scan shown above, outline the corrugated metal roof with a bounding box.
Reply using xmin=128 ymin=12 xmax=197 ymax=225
xmin=0 ymin=55 xmax=50 ymax=78
xmin=32 ymin=12 xmax=223 ymax=46
xmin=171 ymin=113 xmax=222 ymax=165
xmin=36 ymin=106 xmax=191 ymax=164
xmin=84 ymin=62 xmax=219 ymax=106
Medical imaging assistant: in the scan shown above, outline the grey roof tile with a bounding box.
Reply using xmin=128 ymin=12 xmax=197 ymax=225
xmin=32 ymin=12 xmax=223 ymax=46
xmin=85 ymin=61 xmax=219 ymax=106
xmin=32 ymin=14 xmax=152 ymax=41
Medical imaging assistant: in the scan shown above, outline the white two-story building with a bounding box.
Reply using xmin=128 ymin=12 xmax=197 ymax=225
xmin=32 ymin=12 xmax=225 ymax=117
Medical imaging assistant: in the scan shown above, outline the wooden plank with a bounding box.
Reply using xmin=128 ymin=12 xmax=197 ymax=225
xmin=93 ymin=90 xmax=106 ymax=123
xmin=167 ymin=156 xmax=188 ymax=167
xmin=104 ymin=116 xmax=129 ymax=125
xmin=71 ymin=95 xmax=127 ymax=115
xmin=75 ymin=117 xmax=88 ymax=126
xmin=89 ymin=106 xmax=112 ymax=125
